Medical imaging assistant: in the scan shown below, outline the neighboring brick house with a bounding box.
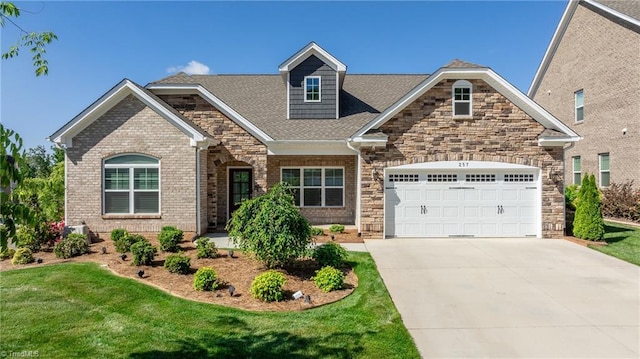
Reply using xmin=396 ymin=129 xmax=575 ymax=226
xmin=529 ymin=0 xmax=640 ymax=187
xmin=50 ymin=42 xmax=580 ymax=239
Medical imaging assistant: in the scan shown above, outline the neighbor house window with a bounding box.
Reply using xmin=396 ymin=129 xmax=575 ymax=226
xmin=572 ymin=156 xmax=582 ymax=185
xmin=104 ymin=154 xmax=159 ymax=214
xmin=452 ymin=80 xmax=472 ymax=116
xmin=575 ymin=90 xmax=584 ymax=122
xmin=304 ymin=76 xmax=321 ymax=102
xmin=599 ymin=153 xmax=610 ymax=187
xmin=281 ymin=167 xmax=343 ymax=207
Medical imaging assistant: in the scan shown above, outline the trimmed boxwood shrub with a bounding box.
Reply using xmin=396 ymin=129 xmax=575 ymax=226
xmin=328 ymin=224 xmax=345 ymax=233
xmin=164 ymin=253 xmax=191 ymax=274
xmin=313 ymin=242 xmax=347 ymax=268
xmin=130 ymin=241 xmax=157 ymax=266
xmin=110 ymin=228 xmax=128 ymax=242
xmin=53 ymin=233 xmax=90 ymax=259
xmin=313 ymin=266 xmax=345 ymax=292
xmin=1 ymin=247 xmax=16 ymax=260
xmin=12 ymin=248 xmax=34 ymax=265
xmin=114 ymin=233 xmax=146 ymax=253
xmin=193 ymin=267 xmax=218 ymax=291
xmin=196 ymin=237 xmax=218 ymax=259
xmin=15 ymin=225 xmax=41 ymax=252
xmin=250 ymin=270 xmax=286 ymax=302
xmin=310 ymin=227 xmax=324 ymax=236
xmin=158 ymin=226 xmax=183 ymax=252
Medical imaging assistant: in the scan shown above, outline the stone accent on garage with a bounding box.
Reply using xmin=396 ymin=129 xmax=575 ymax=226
xmin=158 ymin=95 xmax=268 ymax=228
xmin=359 ymin=79 xmax=565 ymax=239
xmin=266 ymin=155 xmax=358 ymax=225
xmin=66 ymin=94 xmax=199 ymax=233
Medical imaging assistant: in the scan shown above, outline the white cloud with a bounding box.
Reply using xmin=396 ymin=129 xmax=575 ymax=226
xmin=166 ymin=60 xmax=211 ymax=75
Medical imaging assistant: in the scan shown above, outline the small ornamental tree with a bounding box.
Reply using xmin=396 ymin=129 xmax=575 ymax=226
xmin=226 ymin=183 xmax=312 ymax=268
xmin=573 ymin=174 xmax=605 ymax=241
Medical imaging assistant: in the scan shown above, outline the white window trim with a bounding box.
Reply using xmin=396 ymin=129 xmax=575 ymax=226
xmin=599 ymin=153 xmax=610 ymax=187
xmin=103 ymin=154 xmax=161 ymax=214
xmin=575 ymin=89 xmax=584 ymax=123
xmin=452 ymin=80 xmax=472 ymax=117
xmin=304 ymin=76 xmax=321 ymax=103
xmin=572 ymin=156 xmax=581 ymax=185
xmin=280 ymin=166 xmax=345 ymax=207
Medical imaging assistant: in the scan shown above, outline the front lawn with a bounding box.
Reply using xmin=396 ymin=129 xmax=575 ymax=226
xmin=0 ymin=252 xmax=419 ymax=358
xmin=590 ymin=221 xmax=640 ymax=266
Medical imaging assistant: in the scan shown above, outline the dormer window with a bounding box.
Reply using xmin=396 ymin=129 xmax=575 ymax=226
xmin=453 ymin=80 xmax=472 ymax=116
xmin=304 ymin=76 xmax=321 ymax=102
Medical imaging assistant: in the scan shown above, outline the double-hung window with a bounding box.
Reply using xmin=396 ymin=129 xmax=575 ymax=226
xmin=599 ymin=153 xmax=610 ymax=187
xmin=304 ymin=76 xmax=321 ymax=102
xmin=452 ymin=80 xmax=472 ymax=116
xmin=575 ymin=90 xmax=584 ymax=122
xmin=104 ymin=154 xmax=160 ymax=214
xmin=572 ymin=156 xmax=582 ymax=185
xmin=281 ymin=167 xmax=344 ymax=207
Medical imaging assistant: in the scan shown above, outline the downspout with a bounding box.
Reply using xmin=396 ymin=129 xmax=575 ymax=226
xmin=196 ymin=148 xmax=201 ymax=235
xmin=346 ymin=140 xmax=362 ymax=234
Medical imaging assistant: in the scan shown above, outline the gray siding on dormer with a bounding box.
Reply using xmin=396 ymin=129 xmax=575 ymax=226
xmin=289 ymin=55 xmax=337 ymax=119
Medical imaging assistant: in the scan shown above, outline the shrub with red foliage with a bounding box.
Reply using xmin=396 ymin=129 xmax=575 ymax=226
xmin=601 ymin=181 xmax=640 ymax=223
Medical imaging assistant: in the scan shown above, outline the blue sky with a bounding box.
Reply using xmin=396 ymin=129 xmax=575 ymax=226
xmin=1 ymin=1 xmax=567 ymax=151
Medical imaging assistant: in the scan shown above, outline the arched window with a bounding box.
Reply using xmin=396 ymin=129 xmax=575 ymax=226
xmin=452 ymin=80 xmax=472 ymax=116
xmin=103 ymin=154 xmax=159 ymax=214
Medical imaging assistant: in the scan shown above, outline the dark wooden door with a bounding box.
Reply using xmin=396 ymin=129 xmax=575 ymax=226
xmin=229 ymin=168 xmax=252 ymax=215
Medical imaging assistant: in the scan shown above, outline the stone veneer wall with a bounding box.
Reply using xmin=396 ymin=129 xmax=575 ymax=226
xmin=66 ymin=95 xmax=198 ymax=233
xmin=359 ymin=79 xmax=565 ymax=239
xmin=158 ymin=95 xmax=268 ymax=228
xmin=266 ymin=155 xmax=357 ymax=225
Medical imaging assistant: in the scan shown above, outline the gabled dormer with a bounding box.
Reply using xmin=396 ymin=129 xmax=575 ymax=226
xmin=279 ymin=42 xmax=347 ymax=119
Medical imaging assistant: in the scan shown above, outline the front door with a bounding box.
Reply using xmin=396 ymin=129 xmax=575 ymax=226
xmin=229 ymin=168 xmax=252 ymax=216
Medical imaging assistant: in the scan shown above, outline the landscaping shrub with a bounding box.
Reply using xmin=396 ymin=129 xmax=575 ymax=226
xmin=164 ymin=253 xmax=191 ymax=274
xmin=1 ymin=247 xmax=16 ymax=260
xmin=12 ymin=248 xmax=34 ymax=265
xmin=250 ymin=270 xmax=286 ymax=302
xmin=573 ymin=174 xmax=605 ymax=240
xmin=313 ymin=266 xmax=345 ymax=293
xmin=130 ymin=241 xmax=157 ymax=266
xmin=565 ymin=185 xmax=579 ymax=211
xmin=313 ymin=242 xmax=347 ymax=268
xmin=110 ymin=228 xmax=128 ymax=242
xmin=226 ymin=183 xmax=312 ymax=268
xmin=195 ymin=237 xmax=218 ymax=259
xmin=193 ymin=267 xmax=218 ymax=291
xmin=15 ymin=225 xmax=41 ymax=252
xmin=53 ymin=233 xmax=90 ymax=259
xmin=114 ymin=233 xmax=146 ymax=253
xmin=158 ymin=226 xmax=183 ymax=252
xmin=310 ymin=227 xmax=324 ymax=236
xmin=329 ymin=224 xmax=345 ymax=233
xmin=602 ymin=180 xmax=640 ymax=223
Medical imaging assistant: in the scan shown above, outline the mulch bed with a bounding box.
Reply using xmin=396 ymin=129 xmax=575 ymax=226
xmin=0 ymin=234 xmax=358 ymax=312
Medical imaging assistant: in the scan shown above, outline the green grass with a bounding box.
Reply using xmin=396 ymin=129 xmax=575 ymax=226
xmin=590 ymin=221 xmax=640 ymax=266
xmin=0 ymin=252 xmax=419 ymax=358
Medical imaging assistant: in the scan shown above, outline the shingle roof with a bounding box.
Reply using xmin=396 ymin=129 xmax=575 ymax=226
xmin=151 ymin=73 xmax=428 ymax=141
xmin=443 ymin=59 xmax=487 ymax=68
xmin=595 ymin=0 xmax=640 ymax=21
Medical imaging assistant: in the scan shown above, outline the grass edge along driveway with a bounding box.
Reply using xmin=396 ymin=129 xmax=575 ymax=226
xmin=591 ymin=221 xmax=640 ymax=266
xmin=0 ymin=252 xmax=420 ymax=359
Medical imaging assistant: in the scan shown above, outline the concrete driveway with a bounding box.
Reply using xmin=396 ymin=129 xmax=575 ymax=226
xmin=365 ymin=238 xmax=640 ymax=358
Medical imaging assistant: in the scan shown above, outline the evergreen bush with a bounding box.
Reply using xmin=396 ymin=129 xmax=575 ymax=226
xmin=193 ymin=267 xmax=218 ymax=291
xmin=313 ymin=266 xmax=345 ymax=292
xmin=313 ymin=242 xmax=347 ymax=268
xmin=573 ymin=174 xmax=605 ymax=240
xmin=164 ymin=253 xmax=191 ymax=274
xmin=195 ymin=237 xmax=218 ymax=259
xmin=130 ymin=241 xmax=157 ymax=266
xmin=12 ymin=247 xmax=34 ymax=265
xmin=158 ymin=226 xmax=183 ymax=252
xmin=15 ymin=225 xmax=41 ymax=252
xmin=250 ymin=270 xmax=286 ymax=302
xmin=53 ymin=233 xmax=89 ymax=259
xmin=328 ymin=224 xmax=345 ymax=233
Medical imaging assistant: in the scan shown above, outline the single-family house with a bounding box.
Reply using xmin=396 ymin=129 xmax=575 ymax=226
xmin=50 ymin=42 xmax=580 ymax=239
xmin=529 ymin=0 xmax=639 ymax=187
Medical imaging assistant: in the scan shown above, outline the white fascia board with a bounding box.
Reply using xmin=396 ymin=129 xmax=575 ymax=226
xmin=387 ymin=161 xmax=539 ymax=171
xmin=267 ymin=140 xmax=356 ymax=155
xmin=528 ymin=0 xmax=580 ymax=97
xmin=147 ymin=84 xmax=273 ymax=144
xmin=586 ymin=0 xmax=640 ymax=28
xmin=353 ymin=67 xmax=581 ymax=141
xmin=538 ymin=136 xmax=582 ymax=147
xmin=278 ymin=42 xmax=347 ymax=74
xmin=49 ymin=80 xmax=208 ymax=147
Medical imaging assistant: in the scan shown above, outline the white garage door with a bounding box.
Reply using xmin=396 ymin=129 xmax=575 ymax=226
xmin=384 ymin=162 xmax=540 ymax=238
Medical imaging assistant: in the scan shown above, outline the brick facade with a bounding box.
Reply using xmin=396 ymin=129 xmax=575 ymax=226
xmin=359 ymin=79 xmax=565 ymax=239
xmin=66 ymin=95 xmax=199 ymax=233
xmin=532 ymin=3 xmax=640 ymax=185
